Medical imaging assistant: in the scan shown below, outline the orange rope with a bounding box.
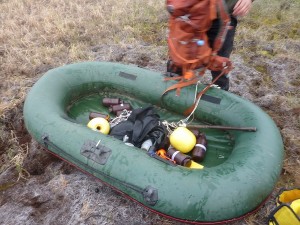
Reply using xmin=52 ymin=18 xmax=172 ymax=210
xmin=184 ymin=70 xmax=226 ymax=116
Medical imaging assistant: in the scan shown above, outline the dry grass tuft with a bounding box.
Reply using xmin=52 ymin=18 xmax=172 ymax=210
xmin=0 ymin=129 xmax=30 ymax=181
xmin=0 ymin=0 xmax=166 ymax=79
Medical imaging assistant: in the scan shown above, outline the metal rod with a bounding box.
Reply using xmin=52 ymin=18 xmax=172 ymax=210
xmin=186 ymin=124 xmax=257 ymax=132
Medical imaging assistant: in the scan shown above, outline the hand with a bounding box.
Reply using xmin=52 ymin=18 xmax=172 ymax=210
xmin=232 ymin=0 xmax=253 ymax=17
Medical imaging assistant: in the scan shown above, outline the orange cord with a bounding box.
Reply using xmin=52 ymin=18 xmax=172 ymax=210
xmin=183 ymin=70 xmax=194 ymax=80
xmin=156 ymin=149 xmax=176 ymax=164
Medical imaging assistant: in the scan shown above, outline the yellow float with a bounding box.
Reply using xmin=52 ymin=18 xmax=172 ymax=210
xmin=87 ymin=117 xmax=110 ymax=134
xmin=169 ymin=126 xmax=196 ymax=153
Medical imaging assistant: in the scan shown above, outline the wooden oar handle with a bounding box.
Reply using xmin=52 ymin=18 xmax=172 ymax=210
xmin=187 ymin=125 xmax=257 ymax=132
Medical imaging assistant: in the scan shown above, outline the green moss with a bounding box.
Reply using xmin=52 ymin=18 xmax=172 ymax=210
xmin=255 ymin=65 xmax=268 ymax=74
xmin=288 ymin=26 xmax=300 ymax=39
xmin=258 ymin=50 xmax=273 ymax=58
xmin=137 ymin=22 xmax=167 ymax=45
xmin=290 ymin=79 xmax=300 ymax=86
xmin=0 ymin=182 xmax=16 ymax=191
xmin=262 ymin=18 xmax=281 ymax=26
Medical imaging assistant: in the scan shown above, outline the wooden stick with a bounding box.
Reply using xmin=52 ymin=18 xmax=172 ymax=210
xmin=186 ymin=124 xmax=257 ymax=132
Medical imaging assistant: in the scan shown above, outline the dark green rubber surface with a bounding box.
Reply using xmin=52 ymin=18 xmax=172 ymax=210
xmin=23 ymin=62 xmax=284 ymax=223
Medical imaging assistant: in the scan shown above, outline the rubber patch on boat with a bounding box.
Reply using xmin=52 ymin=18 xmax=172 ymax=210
xmin=119 ymin=72 xmax=137 ymax=80
xmin=81 ymin=140 xmax=112 ymax=165
xmin=201 ymin=94 xmax=221 ymax=104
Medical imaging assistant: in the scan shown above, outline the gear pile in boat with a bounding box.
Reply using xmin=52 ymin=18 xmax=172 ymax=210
xmin=87 ymin=98 xmax=207 ymax=169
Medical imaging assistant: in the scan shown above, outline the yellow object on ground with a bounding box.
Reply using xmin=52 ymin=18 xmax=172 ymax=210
xmin=169 ymin=127 xmax=196 ymax=153
xmin=291 ymin=199 xmax=300 ymax=216
xmin=268 ymin=188 xmax=300 ymax=225
xmin=87 ymin=117 xmax=110 ymax=134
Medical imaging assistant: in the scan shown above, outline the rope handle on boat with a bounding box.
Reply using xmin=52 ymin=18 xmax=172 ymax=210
xmin=162 ymin=73 xmax=258 ymax=133
xmin=183 ymin=70 xmax=227 ymax=122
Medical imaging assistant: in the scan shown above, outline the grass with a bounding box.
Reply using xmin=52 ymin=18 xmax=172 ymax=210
xmin=235 ymin=0 xmax=300 ymax=64
xmin=0 ymin=0 xmax=299 ymax=224
xmin=0 ymin=0 xmax=167 ymax=81
xmin=0 ymin=128 xmax=30 ymax=181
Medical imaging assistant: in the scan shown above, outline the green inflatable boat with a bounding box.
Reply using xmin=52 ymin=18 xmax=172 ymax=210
xmin=23 ymin=62 xmax=284 ymax=224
